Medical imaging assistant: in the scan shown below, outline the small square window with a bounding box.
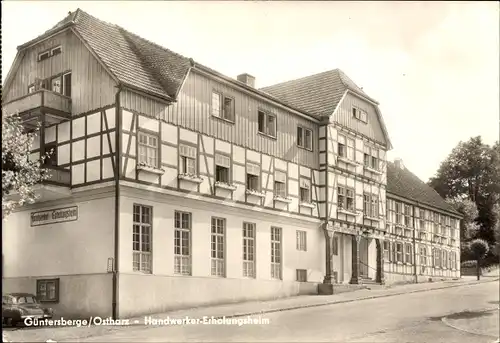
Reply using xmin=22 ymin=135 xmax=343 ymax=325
xmin=36 ymin=279 xmax=59 ymax=302
xmin=51 ymin=46 xmax=62 ymax=56
xmin=38 ymin=51 xmax=50 ymax=61
xmin=296 ymin=269 xmax=307 ymax=282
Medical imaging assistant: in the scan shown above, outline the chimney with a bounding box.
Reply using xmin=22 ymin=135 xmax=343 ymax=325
xmin=394 ymin=158 xmax=405 ymax=170
xmin=237 ymin=73 xmax=255 ymax=88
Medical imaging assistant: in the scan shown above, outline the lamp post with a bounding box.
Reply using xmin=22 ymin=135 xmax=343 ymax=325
xmin=107 ymin=257 xmax=117 ymax=319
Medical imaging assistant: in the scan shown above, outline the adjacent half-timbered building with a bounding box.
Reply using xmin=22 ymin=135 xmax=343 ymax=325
xmin=2 ymin=9 xmax=460 ymax=319
xmin=385 ymin=159 xmax=461 ymax=283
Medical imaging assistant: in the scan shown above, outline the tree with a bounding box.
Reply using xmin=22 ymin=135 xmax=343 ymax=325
xmin=469 ymin=239 xmax=489 ymax=280
xmin=429 ymin=137 xmax=500 ymax=250
xmin=446 ymin=198 xmax=480 ymax=259
xmin=2 ymin=113 xmax=49 ymax=219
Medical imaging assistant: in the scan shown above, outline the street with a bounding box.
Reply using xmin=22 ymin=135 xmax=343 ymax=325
xmin=6 ymin=280 xmax=498 ymax=342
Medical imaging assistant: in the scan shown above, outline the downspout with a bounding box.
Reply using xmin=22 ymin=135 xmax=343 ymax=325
xmin=323 ymin=120 xmax=331 ymax=285
xmin=413 ymin=203 xmax=418 ymax=283
xmin=112 ymin=87 xmax=122 ymax=319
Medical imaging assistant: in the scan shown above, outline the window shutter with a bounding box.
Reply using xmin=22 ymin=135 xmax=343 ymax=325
xmin=300 ymin=178 xmax=311 ymax=189
xmin=180 ymin=145 xmax=196 ymax=158
xmin=215 ymin=154 xmax=230 ymax=168
xmin=275 ymin=170 xmax=286 ymax=183
xmin=247 ymin=163 xmax=260 ymax=175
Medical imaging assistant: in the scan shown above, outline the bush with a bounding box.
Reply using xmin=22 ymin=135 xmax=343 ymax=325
xmin=461 ymin=260 xmax=478 ymax=268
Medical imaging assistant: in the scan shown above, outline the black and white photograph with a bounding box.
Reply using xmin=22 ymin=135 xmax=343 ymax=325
xmin=1 ymin=1 xmax=499 ymax=342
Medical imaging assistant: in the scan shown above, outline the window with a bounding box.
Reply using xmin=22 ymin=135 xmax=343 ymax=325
xmin=274 ymin=170 xmax=287 ymax=198
xmin=299 ymin=179 xmax=311 ymax=203
xmin=211 ymin=217 xmax=225 ymax=277
xmin=246 ymin=163 xmax=260 ymax=191
xmin=297 ymin=126 xmax=312 ymax=150
xmin=243 ymin=223 xmax=256 ymax=278
xmin=338 ymin=186 xmax=354 ymax=211
xmin=433 ymin=248 xmax=441 ymax=268
xmin=419 ymin=209 xmax=426 ymax=231
xmin=38 ymin=51 xmax=50 ymax=61
xmin=338 ymin=134 xmax=355 ymax=160
xmin=211 ymin=91 xmax=234 ymax=121
xmin=51 ymin=46 xmax=62 ymax=56
xmin=63 ymin=72 xmax=72 ymax=97
xmin=296 ymin=230 xmax=307 ymax=251
xmin=383 ymin=241 xmax=390 ymax=260
xmin=296 ymin=269 xmax=307 ymax=282
xmin=51 ymin=77 xmax=61 ymax=93
xmin=28 ymin=85 xmax=35 ymax=94
xmin=420 ymin=232 xmax=426 ymax=241
xmin=363 ymin=194 xmax=378 ymax=218
xmin=215 ymin=154 xmax=231 ymax=183
xmin=443 ymin=250 xmax=448 ymax=269
xmin=258 ymin=110 xmax=276 ymax=137
xmin=43 ymin=142 xmax=58 ymax=166
xmin=36 ymin=279 xmax=59 ymax=302
xmin=179 ymin=144 xmax=197 ymax=175
xmin=404 ymin=205 xmax=412 ymax=227
xmin=332 ymin=236 xmax=339 ymax=256
xmin=271 ymin=227 xmax=282 ymax=279
xmin=405 ymin=244 xmax=412 ymax=264
xmin=138 ymin=132 xmax=159 ymax=168
xmin=395 ymin=202 xmax=402 ymax=224
xmin=420 ymin=246 xmax=427 ymax=266
xmin=395 ymin=243 xmax=403 ymax=262
xmin=352 ymin=106 xmax=368 ymax=123
xmin=133 ymin=205 xmax=152 ymax=273
xmin=363 ymin=145 xmax=379 ymax=170
xmin=174 ymin=211 xmax=191 ymax=275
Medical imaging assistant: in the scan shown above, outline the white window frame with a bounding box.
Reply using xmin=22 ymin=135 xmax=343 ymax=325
xmin=297 ymin=126 xmax=313 ymax=150
xmin=405 ymin=244 xmax=412 ymax=264
xmin=38 ymin=50 xmax=50 ymax=61
xmin=243 ymin=222 xmax=256 ymax=278
xmin=363 ymin=145 xmax=379 ymax=170
xmin=296 ymin=230 xmax=307 ymax=251
xmin=133 ymin=204 xmax=152 ymax=273
xmin=352 ymin=106 xmax=368 ymax=123
xmin=211 ymin=217 xmax=226 ymax=277
xmin=274 ymin=170 xmax=287 ymax=198
xmin=338 ymin=186 xmax=355 ymax=211
xmin=246 ymin=163 xmax=260 ymax=192
xmin=50 ymin=46 xmax=62 ymax=56
xmin=51 ymin=76 xmax=62 ymax=93
xmin=174 ymin=211 xmax=191 ymax=275
xmin=138 ymin=131 xmax=159 ymax=168
xmin=395 ymin=242 xmax=403 ymax=263
xmin=363 ymin=193 xmax=379 ymax=218
xmin=215 ymin=153 xmax=231 ymax=184
xmin=299 ymin=178 xmax=311 ymax=203
xmin=338 ymin=134 xmax=355 ymax=160
xmin=179 ymin=144 xmax=197 ymax=175
xmin=258 ymin=110 xmax=277 ymax=137
xmin=271 ymin=227 xmax=282 ymax=279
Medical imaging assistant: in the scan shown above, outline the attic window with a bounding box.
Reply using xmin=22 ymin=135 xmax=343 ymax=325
xmin=352 ymin=107 xmax=368 ymax=123
xmin=38 ymin=51 xmax=50 ymax=62
xmin=51 ymin=46 xmax=62 ymax=56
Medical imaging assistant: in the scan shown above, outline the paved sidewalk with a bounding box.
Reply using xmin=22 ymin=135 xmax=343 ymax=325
xmin=4 ymin=276 xmax=498 ymax=343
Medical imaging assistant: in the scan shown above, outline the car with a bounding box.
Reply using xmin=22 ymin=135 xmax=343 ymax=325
xmin=2 ymin=293 xmax=54 ymax=326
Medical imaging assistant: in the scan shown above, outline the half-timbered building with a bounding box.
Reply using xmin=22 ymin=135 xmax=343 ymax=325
xmin=2 ymin=9 xmax=460 ymax=319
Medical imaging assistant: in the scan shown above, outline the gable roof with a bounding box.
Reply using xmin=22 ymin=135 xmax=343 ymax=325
xmin=260 ymin=69 xmax=378 ymax=118
xmin=386 ymin=161 xmax=461 ymax=216
xmin=15 ymin=9 xmax=193 ymax=102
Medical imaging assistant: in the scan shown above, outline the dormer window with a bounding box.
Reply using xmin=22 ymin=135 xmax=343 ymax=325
xmin=38 ymin=51 xmax=50 ymax=62
xmin=51 ymin=46 xmax=62 ymax=56
xmin=352 ymin=106 xmax=368 ymax=123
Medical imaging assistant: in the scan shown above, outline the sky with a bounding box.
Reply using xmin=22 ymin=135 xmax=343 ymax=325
xmin=2 ymin=1 xmax=499 ymax=182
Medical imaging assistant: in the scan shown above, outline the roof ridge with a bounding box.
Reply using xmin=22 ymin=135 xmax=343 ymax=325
xmin=260 ymin=68 xmax=340 ymax=90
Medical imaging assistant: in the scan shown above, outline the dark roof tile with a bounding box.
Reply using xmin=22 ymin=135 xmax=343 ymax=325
xmin=387 ymin=161 xmax=460 ymax=215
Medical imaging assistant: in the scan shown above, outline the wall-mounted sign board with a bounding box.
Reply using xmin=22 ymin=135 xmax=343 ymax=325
xmin=31 ymin=206 xmax=78 ymax=227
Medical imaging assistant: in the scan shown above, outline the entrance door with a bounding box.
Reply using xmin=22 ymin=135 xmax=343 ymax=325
xmin=359 ymin=237 xmax=369 ymax=277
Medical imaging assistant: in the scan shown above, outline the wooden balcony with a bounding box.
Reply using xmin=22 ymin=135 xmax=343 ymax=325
xmin=2 ymin=90 xmax=72 ymax=129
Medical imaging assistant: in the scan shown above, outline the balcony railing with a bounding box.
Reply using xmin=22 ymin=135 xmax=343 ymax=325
xmin=42 ymin=165 xmax=71 ymax=187
xmin=2 ymin=90 xmax=71 ymax=119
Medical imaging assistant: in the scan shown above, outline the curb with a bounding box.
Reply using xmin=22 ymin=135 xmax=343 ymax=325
xmin=441 ymin=308 xmax=498 ymax=338
xmin=208 ymin=278 xmax=500 ymax=321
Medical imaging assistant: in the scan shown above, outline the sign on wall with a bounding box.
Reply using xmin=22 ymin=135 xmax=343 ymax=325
xmin=30 ymin=206 xmax=79 ymax=227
